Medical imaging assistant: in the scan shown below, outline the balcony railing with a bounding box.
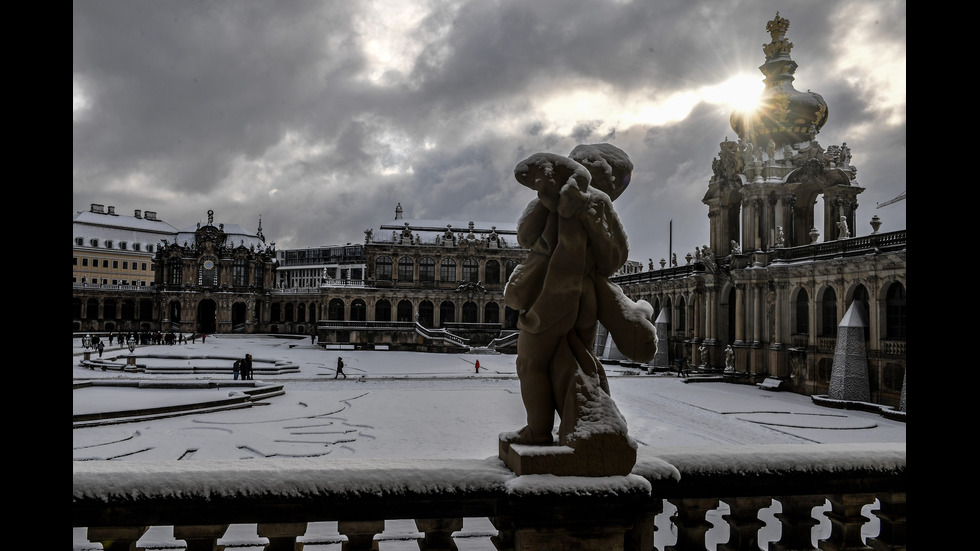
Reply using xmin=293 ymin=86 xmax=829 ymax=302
xmin=73 ymin=442 xmax=905 ymax=551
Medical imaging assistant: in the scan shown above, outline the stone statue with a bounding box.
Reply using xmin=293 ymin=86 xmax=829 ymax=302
xmin=840 ymin=142 xmax=851 ymax=166
xmin=837 ymin=215 xmax=850 ymax=239
xmin=698 ymin=343 xmax=708 ymax=367
xmin=671 ymin=253 xmax=678 ymax=267
xmin=766 ymin=138 xmax=776 ymax=161
xmin=648 ymin=258 xmax=654 ymax=271
xmin=725 ymin=345 xmax=735 ymax=372
xmin=776 ymin=226 xmax=785 ymax=247
xmin=500 ymin=143 xmax=657 ymax=476
xmin=731 ymin=240 xmax=741 ymax=254
xmin=701 ymin=245 xmax=716 ymax=272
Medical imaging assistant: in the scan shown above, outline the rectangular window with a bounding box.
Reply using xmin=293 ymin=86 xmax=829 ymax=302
xmin=123 ymin=261 xmax=129 ymax=269
xmin=102 ymin=260 xmax=109 ymax=268
xmin=82 ymin=258 xmax=89 ymax=267
xmin=113 ymin=261 xmax=119 ymax=269
xmin=141 ymin=263 xmax=147 ymax=271
xmin=73 ymin=257 xmax=78 ymax=266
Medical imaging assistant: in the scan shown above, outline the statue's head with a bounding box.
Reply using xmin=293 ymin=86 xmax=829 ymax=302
xmin=568 ymin=143 xmax=633 ymax=201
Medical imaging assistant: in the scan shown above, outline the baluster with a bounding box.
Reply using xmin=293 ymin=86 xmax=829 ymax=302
xmin=719 ymin=497 xmax=770 ymax=551
xmin=867 ymin=492 xmax=905 ymax=551
xmin=625 ymin=506 xmax=661 ymax=551
xmin=338 ymin=520 xmax=384 ymax=551
xmin=817 ymin=493 xmax=875 ymax=551
xmin=415 ymin=517 xmax=463 ymax=550
xmin=770 ymin=495 xmax=823 ymax=551
xmin=86 ymin=526 xmax=147 ymax=551
xmin=172 ymin=524 xmax=229 ymax=551
xmin=257 ymin=522 xmax=308 ymax=551
xmin=665 ymin=497 xmax=718 ymax=551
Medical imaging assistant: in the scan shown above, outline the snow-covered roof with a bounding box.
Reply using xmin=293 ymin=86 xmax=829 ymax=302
xmin=73 ymin=208 xmax=179 ymax=250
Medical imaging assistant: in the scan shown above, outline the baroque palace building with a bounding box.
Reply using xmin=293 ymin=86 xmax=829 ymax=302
xmin=73 ymin=207 xmax=278 ymax=335
xmin=608 ymin=13 xmax=906 ymax=406
xmin=71 ymin=13 xmax=905 ymax=406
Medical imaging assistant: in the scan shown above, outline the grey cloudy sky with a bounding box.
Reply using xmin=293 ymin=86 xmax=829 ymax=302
xmin=73 ymin=0 xmax=906 ymax=264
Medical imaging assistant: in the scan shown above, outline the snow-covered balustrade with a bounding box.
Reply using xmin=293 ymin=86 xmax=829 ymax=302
xmin=72 ymin=443 xmax=905 ymax=551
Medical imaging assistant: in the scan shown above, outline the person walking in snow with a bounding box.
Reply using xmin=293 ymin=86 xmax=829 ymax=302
xmin=475 ymin=360 xmax=481 ymax=374
xmin=233 ymin=358 xmax=241 ymax=380
xmin=334 ymin=357 xmax=347 ymax=379
xmin=97 ymin=340 xmax=105 ymax=358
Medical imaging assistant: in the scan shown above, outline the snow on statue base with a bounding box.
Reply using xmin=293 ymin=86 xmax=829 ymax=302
xmin=499 ymin=144 xmax=655 ymax=477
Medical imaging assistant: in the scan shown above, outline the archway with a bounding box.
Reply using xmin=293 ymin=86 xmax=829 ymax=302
xmin=197 ymin=299 xmax=217 ymax=334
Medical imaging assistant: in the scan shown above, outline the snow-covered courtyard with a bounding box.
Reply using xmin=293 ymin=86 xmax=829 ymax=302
xmin=73 ymin=334 xmax=905 ymax=550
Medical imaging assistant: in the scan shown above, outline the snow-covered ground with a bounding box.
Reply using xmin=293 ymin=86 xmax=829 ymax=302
xmin=73 ymin=334 xmax=906 ymax=550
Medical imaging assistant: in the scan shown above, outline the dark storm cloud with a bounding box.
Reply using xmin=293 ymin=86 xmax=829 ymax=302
xmin=74 ymin=0 xmax=906 ymax=264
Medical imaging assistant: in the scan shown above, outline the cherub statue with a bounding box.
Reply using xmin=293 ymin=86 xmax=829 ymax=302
xmin=731 ymin=240 xmax=741 ymax=254
xmin=725 ymin=345 xmax=735 ymax=372
xmin=837 ymin=215 xmax=850 ymax=239
xmin=501 ymin=143 xmax=656 ymax=470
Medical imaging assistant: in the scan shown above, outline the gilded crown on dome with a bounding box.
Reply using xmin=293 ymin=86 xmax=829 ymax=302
xmin=766 ymin=12 xmax=790 ymax=40
xmin=763 ymin=12 xmax=794 ymax=60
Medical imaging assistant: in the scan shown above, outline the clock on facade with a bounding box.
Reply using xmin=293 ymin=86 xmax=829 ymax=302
xmin=203 ymin=260 xmax=215 ymax=269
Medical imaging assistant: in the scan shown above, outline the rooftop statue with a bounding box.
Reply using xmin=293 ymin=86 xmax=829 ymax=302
xmin=499 ymin=143 xmax=657 ymax=476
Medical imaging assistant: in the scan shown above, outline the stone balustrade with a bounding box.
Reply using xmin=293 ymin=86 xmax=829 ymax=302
xmin=73 ymin=442 xmax=905 ymax=551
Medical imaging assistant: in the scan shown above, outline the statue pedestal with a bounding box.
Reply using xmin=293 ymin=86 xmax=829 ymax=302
xmin=499 ymin=433 xmax=637 ymax=477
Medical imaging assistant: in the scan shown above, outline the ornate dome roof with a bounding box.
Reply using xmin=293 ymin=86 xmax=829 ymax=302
xmin=730 ymin=13 xmax=828 ymax=149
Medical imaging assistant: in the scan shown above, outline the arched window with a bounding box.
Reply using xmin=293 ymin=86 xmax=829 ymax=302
xmin=328 ymin=298 xmax=345 ymax=321
xmin=233 ymin=258 xmax=248 ymax=286
xmin=397 ymin=257 xmax=414 ymax=281
xmin=350 ymin=299 xmax=366 ymax=321
xmin=441 ymin=258 xmax=456 ymax=282
xmin=885 ymin=282 xmax=906 ymax=340
xmin=793 ymin=288 xmax=809 ymax=335
xmin=375 ymin=300 xmax=392 ymax=322
xmin=285 ymin=303 xmax=295 ymax=322
xmin=397 ymin=300 xmax=413 ymax=322
xmin=253 ymin=262 xmax=265 ymax=287
xmin=485 ymin=260 xmax=500 ymax=285
xmin=419 ymin=257 xmax=435 ymax=282
xmin=376 ymin=256 xmax=392 ymax=280
xmin=484 ymin=302 xmax=500 ymax=324
xmin=418 ymin=301 xmax=434 ymax=327
xmin=820 ymin=287 xmax=838 ymax=337
xmin=462 ymin=259 xmax=479 ymax=282
xmin=168 ymin=258 xmax=183 ymax=285
xmin=462 ymin=301 xmax=478 ymax=323
xmin=440 ymin=300 xmax=455 ymax=325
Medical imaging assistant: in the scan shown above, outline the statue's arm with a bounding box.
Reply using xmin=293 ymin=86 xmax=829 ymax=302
xmin=516 ymin=198 xmax=549 ymax=249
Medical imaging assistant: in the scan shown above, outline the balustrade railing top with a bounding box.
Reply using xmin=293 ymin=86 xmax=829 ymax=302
xmin=73 ymin=443 xmax=906 ymax=551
